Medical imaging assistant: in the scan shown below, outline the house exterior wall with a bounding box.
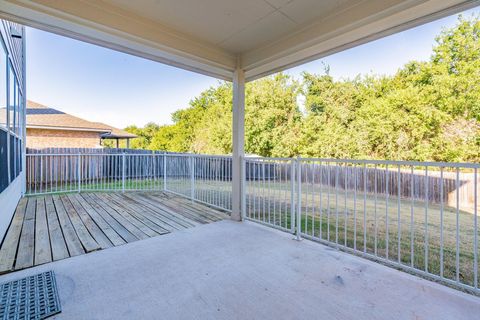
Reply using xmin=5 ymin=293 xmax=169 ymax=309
xmin=26 ymin=128 xmax=102 ymax=148
xmin=0 ymin=20 xmax=25 ymax=241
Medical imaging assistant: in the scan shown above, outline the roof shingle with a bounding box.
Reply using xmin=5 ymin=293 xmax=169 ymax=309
xmin=26 ymin=100 xmax=136 ymax=139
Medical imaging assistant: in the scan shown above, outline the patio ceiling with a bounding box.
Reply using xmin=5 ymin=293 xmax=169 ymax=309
xmin=1 ymin=0 xmax=478 ymax=81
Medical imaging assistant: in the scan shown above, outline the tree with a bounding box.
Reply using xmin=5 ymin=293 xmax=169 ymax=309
xmin=122 ymin=15 xmax=480 ymax=162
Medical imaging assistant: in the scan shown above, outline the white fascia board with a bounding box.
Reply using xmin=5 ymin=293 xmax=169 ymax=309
xmin=27 ymin=125 xmax=110 ymax=133
xmin=243 ymin=0 xmax=479 ymax=81
xmin=0 ymin=0 xmax=236 ymax=80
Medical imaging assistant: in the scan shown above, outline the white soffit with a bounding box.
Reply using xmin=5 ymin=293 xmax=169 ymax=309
xmin=0 ymin=0 xmax=478 ymax=81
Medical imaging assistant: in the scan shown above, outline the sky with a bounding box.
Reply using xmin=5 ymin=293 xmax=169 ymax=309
xmin=26 ymin=7 xmax=479 ymax=129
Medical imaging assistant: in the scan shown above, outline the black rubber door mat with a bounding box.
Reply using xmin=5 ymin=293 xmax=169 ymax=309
xmin=0 ymin=271 xmax=61 ymax=319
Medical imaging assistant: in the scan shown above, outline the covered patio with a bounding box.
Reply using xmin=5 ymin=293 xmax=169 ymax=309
xmin=0 ymin=0 xmax=479 ymax=319
xmin=0 ymin=220 xmax=478 ymax=319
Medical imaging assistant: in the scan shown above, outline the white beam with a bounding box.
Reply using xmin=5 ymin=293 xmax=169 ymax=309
xmin=231 ymin=66 xmax=245 ymax=221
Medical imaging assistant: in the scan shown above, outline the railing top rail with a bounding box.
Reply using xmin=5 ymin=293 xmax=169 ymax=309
xmin=244 ymin=156 xmax=293 ymax=161
xmin=25 ymin=153 xmax=479 ymax=168
xmin=245 ymin=156 xmax=479 ymax=168
xmin=26 ymin=153 xmax=125 ymax=156
xmin=296 ymin=157 xmax=480 ymax=168
xmin=165 ymin=153 xmax=232 ymax=159
xmin=26 ymin=152 xmax=234 ymax=159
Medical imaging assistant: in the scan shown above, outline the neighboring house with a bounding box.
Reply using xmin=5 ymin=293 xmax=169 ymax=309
xmin=26 ymin=100 xmax=136 ymax=148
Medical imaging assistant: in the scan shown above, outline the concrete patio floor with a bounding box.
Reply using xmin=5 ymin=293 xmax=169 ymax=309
xmin=0 ymin=220 xmax=478 ymax=319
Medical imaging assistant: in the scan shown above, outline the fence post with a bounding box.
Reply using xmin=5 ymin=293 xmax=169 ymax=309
xmin=190 ymin=156 xmax=195 ymax=202
xmin=290 ymin=158 xmax=296 ymax=234
xmin=296 ymin=157 xmax=302 ymax=241
xmin=163 ymin=153 xmax=167 ymax=192
xmin=77 ymin=154 xmax=81 ymax=193
xmin=122 ymin=153 xmax=126 ymax=193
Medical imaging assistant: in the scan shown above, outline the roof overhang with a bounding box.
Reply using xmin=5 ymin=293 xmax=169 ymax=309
xmin=100 ymin=133 xmax=137 ymax=139
xmin=26 ymin=124 xmax=110 ymax=133
xmin=1 ymin=0 xmax=478 ymax=82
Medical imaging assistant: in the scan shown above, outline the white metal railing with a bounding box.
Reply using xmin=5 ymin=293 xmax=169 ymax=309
xmin=244 ymin=157 xmax=480 ymax=295
xmin=25 ymin=152 xmax=479 ymax=293
xmin=163 ymin=154 xmax=232 ymax=212
xmin=25 ymin=153 xmax=232 ymax=212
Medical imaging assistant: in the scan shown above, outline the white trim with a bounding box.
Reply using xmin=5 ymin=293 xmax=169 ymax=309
xmin=0 ymin=173 xmax=22 ymax=241
xmin=26 ymin=124 xmax=110 ymax=133
xmin=21 ymin=24 xmax=26 ymax=195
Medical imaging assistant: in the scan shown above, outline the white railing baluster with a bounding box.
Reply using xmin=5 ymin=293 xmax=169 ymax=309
xmin=456 ymin=168 xmax=460 ymax=283
xmin=241 ymin=156 xmax=246 ymax=220
xmin=425 ymin=166 xmax=429 ymax=272
xmin=474 ymin=168 xmax=478 ymax=290
xmin=440 ymin=167 xmax=444 ymax=278
xmin=290 ymin=159 xmax=295 ymax=234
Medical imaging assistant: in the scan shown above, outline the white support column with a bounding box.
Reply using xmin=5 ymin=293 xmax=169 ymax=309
xmin=231 ymin=66 xmax=245 ymax=221
xmin=21 ymin=27 xmax=27 ymax=196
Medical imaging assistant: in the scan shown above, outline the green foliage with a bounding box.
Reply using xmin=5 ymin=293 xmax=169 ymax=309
xmin=124 ymin=123 xmax=160 ymax=150
xmin=124 ymin=16 xmax=480 ymax=162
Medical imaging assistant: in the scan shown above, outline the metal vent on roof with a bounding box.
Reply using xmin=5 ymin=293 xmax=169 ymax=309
xmin=0 ymin=271 xmax=61 ymax=320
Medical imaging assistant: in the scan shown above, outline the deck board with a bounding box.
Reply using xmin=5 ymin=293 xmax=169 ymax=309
xmin=52 ymin=195 xmax=85 ymax=257
xmin=119 ymin=193 xmax=189 ymax=231
xmin=0 ymin=198 xmax=27 ymax=272
xmin=60 ymin=195 xmax=101 ymax=253
xmin=144 ymin=194 xmax=223 ymax=224
xmin=34 ymin=197 xmax=52 ymax=265
xmin=45 ymin=195 xmax=70 ymax=261
xmin=80 ymin=193 xmax=138 ymax=243
xmin=107 ymin=193 xmax=180 ymax=232
xmin=94 ymin=193 xmax=159 ymax=238
xmin=66 ymin=194 xmax=113 ymax=249
xmin=89 ymin=193 xmax=150 ymax=240
xmin=125 ymin=193 xmax=198 ymax=228
xmin=0 ymin=192 xmax=227 ymax=274
xmin=72 ymin=193 xmax=126 ymax=247
xmin=104 ymin=193 xmax=169 ymax=235
xmin=15 ymin=198 xmax=36 ymax=270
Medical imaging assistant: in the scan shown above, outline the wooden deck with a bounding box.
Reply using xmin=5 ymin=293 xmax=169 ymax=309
xmin=0 ymin=192 xmax=228 ymax=273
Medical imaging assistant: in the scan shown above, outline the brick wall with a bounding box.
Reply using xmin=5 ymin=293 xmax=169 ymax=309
xmin=26 ymin=128 xmax=103 ymax=148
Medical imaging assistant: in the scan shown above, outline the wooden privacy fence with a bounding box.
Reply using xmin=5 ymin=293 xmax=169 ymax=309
xmin=26 ymin=148 xmax=167 ymax=189
xmin=25 ymin=149 xmax=275 ymax=187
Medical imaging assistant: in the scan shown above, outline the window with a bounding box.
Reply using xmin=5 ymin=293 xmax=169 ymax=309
xmin=0 ymin=41 xmax=6 ymax=129
xmin=9 ymin=134 xmax=14 ymax=180
xmin=8 ymin=64 xmax=15 ymax=132
xmin=0 ymin=22 xmax=24 ymax=190
xmin=16 ymin=137 xmax=22 ymax=176
xmin=16 ymin=85 xmax=21 ymax=135
xmin=0 ymin=130 xmax=7 ymax=192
